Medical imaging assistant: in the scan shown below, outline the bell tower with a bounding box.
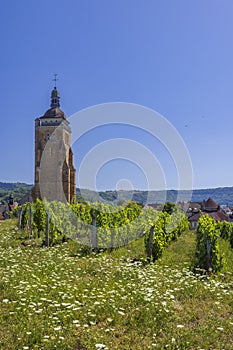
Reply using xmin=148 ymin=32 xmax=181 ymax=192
xmin=32 ymin=80 xmax=76 ymax=203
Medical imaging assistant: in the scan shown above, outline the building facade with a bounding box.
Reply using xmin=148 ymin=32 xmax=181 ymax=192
xmin=31 ymin=86 xmax=76 ymax=203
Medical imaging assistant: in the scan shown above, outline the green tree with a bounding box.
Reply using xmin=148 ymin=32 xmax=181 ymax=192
xmin=163 ymin=201 xmax=175 ymax=215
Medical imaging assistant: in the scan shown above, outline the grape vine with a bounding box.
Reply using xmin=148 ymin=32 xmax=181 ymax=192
xmin=195 ymin=214 xmax=225 ymax=273
xmin=144 ymin=209 xmax=189 ymax=262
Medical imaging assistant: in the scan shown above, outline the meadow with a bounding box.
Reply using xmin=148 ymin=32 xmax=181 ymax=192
xmin=0 ymin=219 xmax=233 ymax=349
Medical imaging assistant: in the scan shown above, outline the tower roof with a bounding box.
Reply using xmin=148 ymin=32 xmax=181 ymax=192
xmin=204 ymin=197 xmax=219 ymax=209
xmin=40 ymin=84 xmax=66 ymax=119
xmin=42 ymin=107 xmax=66 ymax=119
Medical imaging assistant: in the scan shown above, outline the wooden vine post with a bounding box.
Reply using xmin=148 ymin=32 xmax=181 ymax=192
xmin=90 ymin=209 xmax=97 ymax=251
xmin=29 ymin=204 xmax=33 ymax=238
xmin=206 ymin=236 xmax=211 ymax=272
xmin=46 ymin=212 xmax=50 ymax=247
xmin=147 ymin=225 xmax=154 ymax=262
xmin=18 ymin=208 xmax=23 ymax=229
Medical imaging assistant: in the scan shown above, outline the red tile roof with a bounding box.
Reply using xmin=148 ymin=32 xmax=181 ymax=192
xmin=203 ymin=197 xmax=219 ymax=210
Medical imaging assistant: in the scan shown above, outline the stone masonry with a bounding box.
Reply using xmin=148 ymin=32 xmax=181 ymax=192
xmin=31 ymin=86 xmax=76 ymax=203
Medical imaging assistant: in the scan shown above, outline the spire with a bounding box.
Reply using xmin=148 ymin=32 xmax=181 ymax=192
xmin=50 ymin=74 xmax=60 ymax=108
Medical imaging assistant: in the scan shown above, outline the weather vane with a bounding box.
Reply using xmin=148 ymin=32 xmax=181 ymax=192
xmin=52 ymin=73 xmax=58 ymax=88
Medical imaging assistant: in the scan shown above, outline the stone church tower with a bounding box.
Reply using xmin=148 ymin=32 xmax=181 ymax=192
xmin=31 ymin=85 xmax=76 ymax=203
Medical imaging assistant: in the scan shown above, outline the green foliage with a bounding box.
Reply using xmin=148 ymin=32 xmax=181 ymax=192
xmin=0 ymin=220 xmax=233 ymax=350
xmin=16 ymin=200 xmax=187 ymax=257
xmin=166 ymin=209 xmax=190 ymax=241
xmin=73 ymin=201 xmax=143 ymax=248
xmin=20 ymin=203 xmax=31 ymax=229
xmin=217 ymin=221 xmax=233 ymax=240
xmin=162 ymin=201 xmax=175 ymax=214
xmin=216 ymin=220 xmax=233 ymax=250
xmin=33 ymin=199 xmax=46 ymax=236
xmin=18 ymin=200 xmax=145 ymax=248
xmin=144 ymin=208 xmax=189 ymax=262
xmin=71 ymin=202 xmax=92 ymax=224
xmin=0 ymin=182 xmax=32 ymax=203
xmin=86 ymin=201 xmax=144 ymax=248
xmin=195 ymin=215 xmax=225 ymax=273
xmin=4 ymin=207 xmax=18 ymax=219
xmin=18 ymin=200 xmax=68 ymax=245
xmin=44 ymin=201 xmax=78 ymax=245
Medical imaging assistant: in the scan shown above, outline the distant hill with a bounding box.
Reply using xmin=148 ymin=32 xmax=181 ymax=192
xmin=0 ymin=182 xmax=32 ymax=203
xmin=78 ymin=187 xmax=233 ymax=206
xmin=190 ymin=187 xmax=233 ymax=206
xmin=1 ymin=182 xmax=233 ymax=206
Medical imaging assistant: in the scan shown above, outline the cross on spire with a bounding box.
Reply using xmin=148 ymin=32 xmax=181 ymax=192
xmin=52 ymin=73 xmax=58 ymax=88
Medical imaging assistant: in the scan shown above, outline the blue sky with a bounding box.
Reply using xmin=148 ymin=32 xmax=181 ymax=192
xmin=1 ymin=0 xmax=233 ymax=191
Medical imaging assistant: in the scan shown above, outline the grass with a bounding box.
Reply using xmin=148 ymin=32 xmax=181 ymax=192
xmin=0 ymin=219 xmax=233 ymax=349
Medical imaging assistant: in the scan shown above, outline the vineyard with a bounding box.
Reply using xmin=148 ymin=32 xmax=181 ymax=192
xmin=15 ymin=199 xmax=233 ymax=270
xmin=0 ymin=201 xmax=233 ymax=349
xmin=16 ymin=200 xmax=189 ymax=258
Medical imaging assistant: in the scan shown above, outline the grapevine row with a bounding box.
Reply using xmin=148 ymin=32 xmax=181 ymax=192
xmin=195 ymin=214 xmax=233 ymax=273
xmin=17 ymin=200 xmax=189 ymax=261
xmin=144 ymin=209 xmax=189 ymax=262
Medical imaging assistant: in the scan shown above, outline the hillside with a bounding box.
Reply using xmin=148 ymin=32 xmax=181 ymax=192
xmin=2 ymin=182 xmax=233 ymax=205
xmin=0 ymin=182 xmax=32 ymax=203
xmin=78 ymin=187 xmax=233 ymax=205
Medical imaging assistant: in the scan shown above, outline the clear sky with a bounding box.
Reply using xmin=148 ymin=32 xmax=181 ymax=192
xmin=1 ymin=0 xmax=233 ymax=191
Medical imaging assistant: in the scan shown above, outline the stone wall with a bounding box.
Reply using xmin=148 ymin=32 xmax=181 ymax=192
xmin=32 ymin=118 xmax=76 ymax=203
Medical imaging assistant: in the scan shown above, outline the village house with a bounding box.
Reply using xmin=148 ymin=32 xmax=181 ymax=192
xmin=184 ymin=197 xmax=231 ymax=229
